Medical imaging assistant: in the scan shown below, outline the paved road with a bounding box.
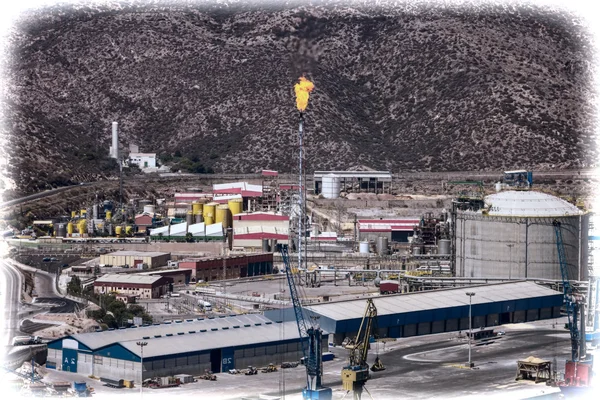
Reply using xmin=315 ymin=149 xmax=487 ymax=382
xmin=0 ymin=259 xmax=24 ymax=346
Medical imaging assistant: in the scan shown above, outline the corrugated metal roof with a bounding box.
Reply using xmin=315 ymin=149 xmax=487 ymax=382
xmin=70 ymin=315 xmax=274 ymax=351
xmin=485 ymin=190 xmax=583 ymax=217
xmin=305 ymin=281 xmax=560 ymax=321
xmin=120 ymin=320 xmax=302 ymax=358
xmin=105 ymin=251 xmax=169 ymax=257
xmin=95 ymin=274 xmax=164 ymax=285
xmin=314 ymin=171 xmax=392 ymax=180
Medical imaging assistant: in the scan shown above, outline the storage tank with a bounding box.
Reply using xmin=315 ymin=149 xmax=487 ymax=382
xmin=359 ymin=241 xmax=370 ymax=254
xmin=412 ymin=246 xmax=422 ymax=255
xmin=376 ymin=237 xmax=389 ymax=256
xmin=56 ymin=224 xmax=66 ymax=238
xmin=106 ymin=211 xmax=112 ymax=220
xmin=216 ymin=204 xmax=229 ymax=225
xmin=203 ymin=202 xmax=217 ymax=225
xmin=115 ymin=226 xmax=123 ymax=237
xmin=186 ymin=211 xmax=193 ymax=225
xmin=455 ymin=190 xmax=589 ymax=280
xmin=438 ymin=239 xmax=451 ymax=255
xmin=228 ymin=198 xmax=243 ymax=215
xmin=71 ymin=211 xmax=77 ymax=219
xmin=143 ymin=205 xmax=155 ymax=214
xmin=321 ymin=173 xmax=341 ymax=199
xmin=77 ymin=220 xmax=87 ymax=235
xmin=93 ymin=204 xmax=99 ymax=220
xmin=125 ymin=226 xmax=133 ymax=235
xmin=80 ymin=209 xmax=87 ymax=217
xmin=192 ymin=202 xmax=203 ymax=217
xmin=67 ymin=222 xmax=74 ymax=236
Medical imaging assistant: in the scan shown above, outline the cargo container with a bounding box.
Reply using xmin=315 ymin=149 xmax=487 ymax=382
xmin=379 ymin=280 xmax=399 ymax=295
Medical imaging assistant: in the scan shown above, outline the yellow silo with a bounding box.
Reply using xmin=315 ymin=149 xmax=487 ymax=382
xmin=115 ymin=226 xmax=123 ymax=237
xmin=106 ymin=211 xmax=112 ymax=220
xmin=203 ymin=202 xmax=217 ymax=225
xmin=228 ymin=198 xmax=243 ymax=216
xmin=192 ymin=202 xmax=203 ymax=216
xmin=67 ymin=222 xmax=74 ymax=236
xmin=215 ymin=204 xmax=228 ymax=224
xmin=125 ymin=226 xmax=133 ymax=235
xmin=77 ymin=220 xmax=87 ymax=235
xmin=80 ymin=209 xmax=87 ymax=217
xmin=71 ymin=211 xmax=77 ymax=219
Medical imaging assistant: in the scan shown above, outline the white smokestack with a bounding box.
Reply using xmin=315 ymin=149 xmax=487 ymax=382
xmin=111 ymin=122 xmax=119 ymax=159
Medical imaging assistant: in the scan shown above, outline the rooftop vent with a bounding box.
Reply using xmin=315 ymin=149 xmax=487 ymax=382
xmin=200 ymin=329 xmax=207 ymax=332
xmin=143 ymin=336 xmax=150 ymax=340
xmin=211 ymin=328 xmax=219 ymax=331
xmin=233 ymin=326 xmax=240 ymax=329
xmin=166 ymin=333 xmax=173 ymax=337
xmin=188 ymin=331 xmax=196 ymax=334
xmin=177 ymin=332 xmax=184 ymax=335
xmin=222 ymin=327 xmax=229 ymax=330
xmin=154 ymin=335 xmax=161 ymax=338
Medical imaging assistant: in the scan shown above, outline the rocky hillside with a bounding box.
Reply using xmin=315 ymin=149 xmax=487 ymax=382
xmin=2 ymin=0 xmax=596 ymax=195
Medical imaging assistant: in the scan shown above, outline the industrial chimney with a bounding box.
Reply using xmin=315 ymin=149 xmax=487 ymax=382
xmin=110 ymin=122 xmax=119 ymax=159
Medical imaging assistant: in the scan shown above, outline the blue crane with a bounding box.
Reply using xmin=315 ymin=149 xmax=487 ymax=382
xmin=553 ymin=220 xmax=593 ymax=388
xmin=553 ymin=220 xmax=581 ymax=362
xmin=281 ymin=245 xmax=332 ymax=400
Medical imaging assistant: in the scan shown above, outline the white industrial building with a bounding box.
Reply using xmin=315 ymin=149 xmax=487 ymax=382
xmin=149 ymin=222 xmax=224 ymax=239
xmin=93 ymin=274 xmax=171 ymax=299
xmin=99 ymin=250 xmax=171 ymax=269
xmin=129 ymin=153 xmax=157 ymax=169
xmin=232 ymin=212 xmax=290 ymax=250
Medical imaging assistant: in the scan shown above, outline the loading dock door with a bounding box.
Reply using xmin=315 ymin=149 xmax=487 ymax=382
xmin=221 ymin=347 xmax=234 ymax=372
xmin=62 ymin=348 xmax=78 ymax=372
xmin=210 ymin=349 xmax=221 ymax=373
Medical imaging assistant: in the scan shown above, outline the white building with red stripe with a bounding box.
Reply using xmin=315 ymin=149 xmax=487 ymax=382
xmin=358 ymin=218 xmax=419 ymax=242
xmin=232 ymin=212 xmax=289 ymax=250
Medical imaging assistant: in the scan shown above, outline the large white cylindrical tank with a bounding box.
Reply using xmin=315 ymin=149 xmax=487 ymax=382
xmin=455 ymin=190 xmax=588 ymax=281
xmin=322 ymin=173 xmax=341 ymax=199
xmin=359 ymin=241 xmax=370 ymax=254
xmin=143 ymin=205 xmax=155 ymax=214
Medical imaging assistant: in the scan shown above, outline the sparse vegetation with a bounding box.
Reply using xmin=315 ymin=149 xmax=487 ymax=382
xmin=2 ymin=2 xmax=596 ymax=195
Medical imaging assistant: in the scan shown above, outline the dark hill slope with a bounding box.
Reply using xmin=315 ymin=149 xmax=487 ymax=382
xmin=3 ymin=1 xmax=596 ymax=194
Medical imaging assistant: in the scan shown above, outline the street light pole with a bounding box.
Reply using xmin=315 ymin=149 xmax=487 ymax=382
xmin=466 ymin=292 xmax=475 ymax=368
xmin=136 ymin=341 xmax=148 ymax=398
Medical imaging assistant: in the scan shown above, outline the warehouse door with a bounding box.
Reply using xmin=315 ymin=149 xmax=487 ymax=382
xmin=62 ymin=348 xmax=78 ymax=372
xmin=210 ymin=349 xmax=221 ymax=373
xmin=221 ymin=347 xmax=234 ymax=373
xmin=500 ymin=312 xmax=511 ymax=324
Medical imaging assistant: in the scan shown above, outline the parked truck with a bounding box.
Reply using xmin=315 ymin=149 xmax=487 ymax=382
xmin=198 ymin=300 xmax=212 ymax=312
xmin=12 ymin=336 xmax=42 ymax=346
xmin=379 ymin=280 xmax=399 ymax=295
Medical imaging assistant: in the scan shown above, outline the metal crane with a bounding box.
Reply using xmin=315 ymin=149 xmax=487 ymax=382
xmin=341 ymin=298 xmax=383 ymax=400
xmin=281 ymin=245 xmax=332 ymax=400
xmin=552 ymin=220 xmax=593 ymax=388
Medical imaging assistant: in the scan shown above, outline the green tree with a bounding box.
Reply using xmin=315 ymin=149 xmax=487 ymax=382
xmin=67 ymin=276 xmax=82 ymax=296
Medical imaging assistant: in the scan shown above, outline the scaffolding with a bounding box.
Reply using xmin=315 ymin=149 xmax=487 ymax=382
xmin=260 ymin=170 xmax=279 ymax=212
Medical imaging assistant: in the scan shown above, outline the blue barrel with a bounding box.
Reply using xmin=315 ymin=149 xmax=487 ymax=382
xmin=73 ymin=382 xmax=87 ymax=393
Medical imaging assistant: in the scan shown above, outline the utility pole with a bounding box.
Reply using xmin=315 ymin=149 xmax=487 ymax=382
xmin=136 ymin=341 xmax=148 ymax=398
xmin=466 ymin=292 xmax=475 ymax=368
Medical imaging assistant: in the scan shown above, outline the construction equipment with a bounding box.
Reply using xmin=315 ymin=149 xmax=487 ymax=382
xmin=341 ymin=298 xmax=382 ymax=400
xmin=282 ymin=245 xmax=332 ymax=399
xmin=261 ymin=363 xmax=278 ymax=373
xmin=245 ymin=366 xmax=258 ymax=375
xmin=200 ymin=370 xmax=217 ymax=381
xmin=552 ymin=220 xmax=594 ymax=391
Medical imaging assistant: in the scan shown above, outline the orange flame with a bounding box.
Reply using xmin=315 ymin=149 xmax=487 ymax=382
xmin=294 ymin=76 xmax=315 ymax=112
